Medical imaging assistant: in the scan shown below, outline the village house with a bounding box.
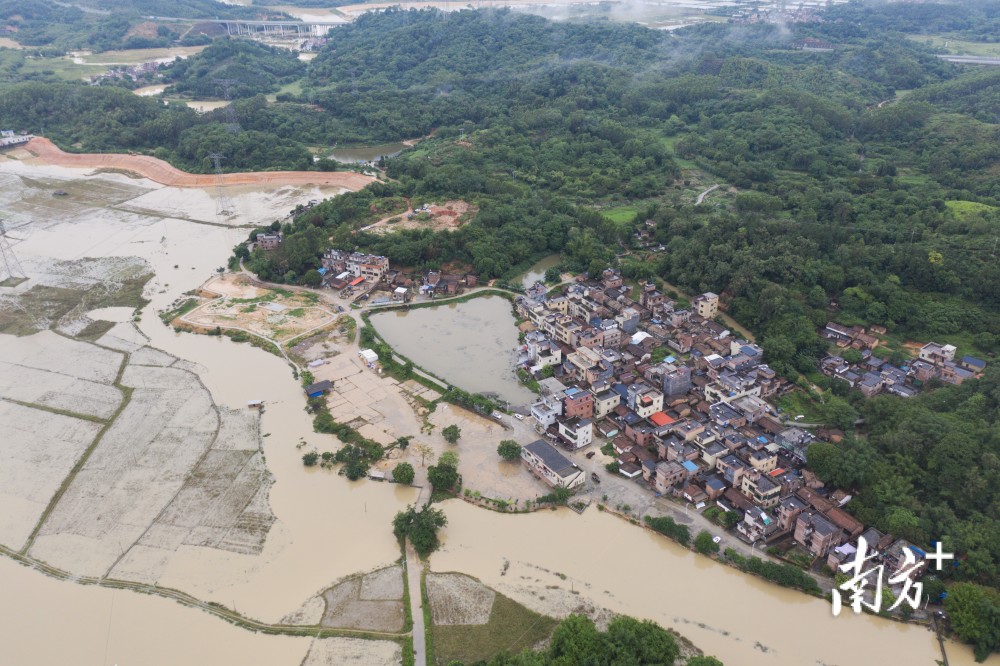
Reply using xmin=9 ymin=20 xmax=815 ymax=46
xmin=654 ymin=460 xmax=688 ymax=494
xmin=591 ymin=385 xmax=622 ymax=419
xmin=255 ymin=232 xmax=282 ymax=250
xmin=919 ymin=342 xmax=957 ymax=365
xmin=629 ymin=384 xmax=664 ymax=418
xmin=739 ymin=470 xmax=781 ymax=509
xmin=322 ymin=250 xmax=390 ymax=283
xmin=693 ymin=292 xmax=719 ymax=319
xmin=557 ymin=417 xmax=593 ymax=450
xmin=737 ymin=507 xmax=779 ymax=543
xmin=776 ymin=496 xmax=808 ymax=533
xmin=521 ymin=440 xmax=584 ymax=489
xmin=794 ymin=512 xmax=843 ymax=558
xmin=562 ymin=387 xmax=594 ymax=420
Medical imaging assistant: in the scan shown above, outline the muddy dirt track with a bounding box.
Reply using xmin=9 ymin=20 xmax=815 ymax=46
xmin=22 ymin=138 xmax=376 ymax=190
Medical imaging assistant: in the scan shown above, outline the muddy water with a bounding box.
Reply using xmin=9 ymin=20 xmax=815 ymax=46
xmin=434 ymin=501 xmax=995 ymax=666
xmin=176 ymin=99 xmax=231 ymax=113
xmin=369 ymin=295 xmax=536 ymax=406
xmin=133 ymin=84 xmax=166 ymax=96
xmin=330 ymin=143 xmax=407 ymax=164
xmin=1 ymin=161 xmax=996 ymax=666
xmin=0 ymin=558 xmax=310 ymax=666
xmin=517 ymin=253 xmax=560 ymax=288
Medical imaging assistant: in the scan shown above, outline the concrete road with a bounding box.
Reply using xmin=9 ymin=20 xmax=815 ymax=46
xmin=406 ymin=483 xmax=433 ymax=666
xmin=405 ymin=539 xmax=427 ymax=666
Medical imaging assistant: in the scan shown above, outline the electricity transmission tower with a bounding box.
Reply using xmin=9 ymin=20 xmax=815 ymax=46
xmin=0 ymin=218 xmax=30 ymax=284
xmin=208 ymin=153 xmax=234 ymax=218
xmin=213 ymin=78 xmax=242 ymax=134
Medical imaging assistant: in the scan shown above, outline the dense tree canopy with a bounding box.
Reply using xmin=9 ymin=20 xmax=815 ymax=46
xmin=483 ymin=614 xmax=681 ymax=665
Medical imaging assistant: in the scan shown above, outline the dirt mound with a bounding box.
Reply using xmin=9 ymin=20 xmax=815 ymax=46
xmin=24 ymin=137 xmax=376 ymax=191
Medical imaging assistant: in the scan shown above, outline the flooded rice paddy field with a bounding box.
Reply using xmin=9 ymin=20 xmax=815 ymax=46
xmin=0 ymin=156 xmax=994 ymax=665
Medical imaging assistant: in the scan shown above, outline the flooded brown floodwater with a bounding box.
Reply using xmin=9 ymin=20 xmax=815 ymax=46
xmin=0 ymin=558 xmax=310 ymax=666
xmin=435 ymin=502 xmax=996 ymax=666
xmin=369 ymin=295 xmax=537 ymax=405
xmin=1 ymin=162 xmax=996 ymax=666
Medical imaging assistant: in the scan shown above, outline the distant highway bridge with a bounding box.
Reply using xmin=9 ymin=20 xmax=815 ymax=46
xmin=146 ymin=16 xmax=346 ymax=37
xmin=936 ymin=55 xmax=1000 ymax=66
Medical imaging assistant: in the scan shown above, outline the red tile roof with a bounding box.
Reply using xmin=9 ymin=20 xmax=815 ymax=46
xmin=649 ymin=411 xmax=675 ymax=427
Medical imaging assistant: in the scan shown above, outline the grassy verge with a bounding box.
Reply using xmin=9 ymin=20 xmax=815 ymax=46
xmin=3 ymin=397 xmax=108 ymax=425
xmin=75 ymin=319 xmax=116 ymax=341
xmin=401 ymin=553 xmax=413 ymax=633
xmin=159 ymin=297 xmax=200 ymax=323
xmin=432 ymin=589 xmax=558 ymax=665
xmin=421 ymin=570 xmax=435 ymax=666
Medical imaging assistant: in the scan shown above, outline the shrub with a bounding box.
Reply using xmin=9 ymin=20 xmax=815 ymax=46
xmin=695 ymin=530 xmax=720 ymax=555
xmin=644 ymin=515 xmax=691 ymax=546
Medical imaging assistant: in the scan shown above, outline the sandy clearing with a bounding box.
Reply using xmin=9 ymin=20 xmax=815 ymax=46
xmin=426 ymin=572 xmax=496 ymax=626
xmin=365 ymin=199 xmax=476 ymax=235
xmin=302 ymin=636 xmax=401 ymax=666
xmin=0 ymin=400 xmax=102 ymax=550
xmin=23 ymin=137 xmax=376 ymax=191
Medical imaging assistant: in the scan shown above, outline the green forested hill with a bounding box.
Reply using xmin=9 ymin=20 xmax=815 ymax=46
xmin=163 ymin=40 xmax=307 ymax=98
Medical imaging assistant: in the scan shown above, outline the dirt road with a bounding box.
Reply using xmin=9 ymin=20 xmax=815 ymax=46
xmin=22 ymin=137 xmax=376 ymax=190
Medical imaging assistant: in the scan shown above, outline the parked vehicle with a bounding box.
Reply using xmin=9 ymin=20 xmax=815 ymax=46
xmin=591 ymin=472 xmax=600 ymax=483
xmin=585 ymin=451 xmax=596 ymax=459
xmin=514 ymin=413 xmax=524 ymax=421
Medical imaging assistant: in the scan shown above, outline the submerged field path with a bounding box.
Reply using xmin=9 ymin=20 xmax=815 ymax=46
xmin=22 ymin=137 xmax=376 ymax=190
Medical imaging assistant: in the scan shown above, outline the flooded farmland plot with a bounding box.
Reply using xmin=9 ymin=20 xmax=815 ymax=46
xmin=318 ymin=565 xmax=406 ymax=632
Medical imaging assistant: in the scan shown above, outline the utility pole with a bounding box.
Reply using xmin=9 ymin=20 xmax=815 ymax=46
xmin=208 ymin=153 xmax=234 ymax=218
xmin=0 ymin=219 xmax=29 ymax=284
xmin=213 ymin=78 xmax=242 ymax=134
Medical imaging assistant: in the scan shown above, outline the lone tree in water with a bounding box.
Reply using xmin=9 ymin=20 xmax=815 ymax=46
xmin=497 ymin=440 xmax=522 ymax=460
xmin=392 ymin=462 xmax=415 ymax=485
xmin=393 ymin=505 xmax=448 ymax=557
xmin=442 ymin=424 xmax=461 ymax=444
xmin=415 ymin=443 xmax=435 ymax=466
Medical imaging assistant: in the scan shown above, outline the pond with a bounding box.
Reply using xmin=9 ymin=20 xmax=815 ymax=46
xmin=516 ymin=254 xmax=561 ymax=289
xmin=368 ymin=295 xmax=536 ymax=406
